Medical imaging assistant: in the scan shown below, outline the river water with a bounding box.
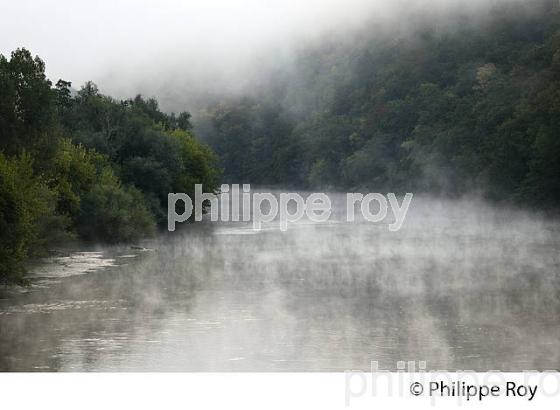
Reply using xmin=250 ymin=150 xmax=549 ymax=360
xmin=1 ymin=194 xmax=559 ymax=371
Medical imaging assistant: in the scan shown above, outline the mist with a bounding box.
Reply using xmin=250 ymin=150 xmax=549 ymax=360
xmin=1 ymin=0 xmax=559 ymax=376
xmin=1 ymin=194 xmax=559 ymax=371
xmin=0 ymin=0 xmax=536 ymax=113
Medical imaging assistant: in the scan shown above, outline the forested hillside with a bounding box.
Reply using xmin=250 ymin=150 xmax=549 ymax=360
xmin=2 ymin=0 xmax=559 ymax=284
xmin=0 ymin=50 xmax=219 ymax=283
xmin=198 ymin=0 xmax=560 ymax=205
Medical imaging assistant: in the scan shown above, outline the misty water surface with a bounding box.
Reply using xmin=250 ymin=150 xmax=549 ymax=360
xmin=1 ymin=194 xmax=559 ymax=371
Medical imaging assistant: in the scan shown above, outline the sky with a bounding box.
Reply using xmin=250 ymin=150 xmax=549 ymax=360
xmin=0 ymin=0 xmax=519 ymax=112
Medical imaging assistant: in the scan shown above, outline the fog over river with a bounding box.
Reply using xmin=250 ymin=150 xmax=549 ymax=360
xmin=1 ymin=194 xmax=559 ymax=371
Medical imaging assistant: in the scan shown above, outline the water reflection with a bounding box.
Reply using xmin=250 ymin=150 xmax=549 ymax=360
xmin=1 ymin=195 xmax=559 ymax=371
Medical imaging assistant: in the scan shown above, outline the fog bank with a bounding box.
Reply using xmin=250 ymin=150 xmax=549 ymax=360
xmin=0 ymin=0 xmax=538 ymax=112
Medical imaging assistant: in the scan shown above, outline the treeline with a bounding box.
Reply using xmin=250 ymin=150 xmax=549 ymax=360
xmin=0 ymin=49 xmax=219 ymax=283
xmin=198 ymin=0 xmax=560 ymax=205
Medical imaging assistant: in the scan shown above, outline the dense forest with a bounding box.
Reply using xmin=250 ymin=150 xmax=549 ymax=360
xmin=0 ymin=50 xmax=219 ymax=283
xmin=197 ymin=0 xmax=560 ymax=204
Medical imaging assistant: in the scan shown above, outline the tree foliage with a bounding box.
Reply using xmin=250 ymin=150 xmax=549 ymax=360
xmin=0 ymin=49 xmax=220 ymax=283
xmin=199 ymin=0 xmax=560 ymax=206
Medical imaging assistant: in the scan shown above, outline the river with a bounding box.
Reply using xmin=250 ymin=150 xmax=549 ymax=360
xmin=1 ymin=194 xmax=559 ymax=371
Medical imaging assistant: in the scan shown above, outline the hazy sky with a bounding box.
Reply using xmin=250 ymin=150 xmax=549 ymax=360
xmin=0 ymin=0 xmax=517 ymax=111
xmin=1 ymin=1 xmax=378 ymax=91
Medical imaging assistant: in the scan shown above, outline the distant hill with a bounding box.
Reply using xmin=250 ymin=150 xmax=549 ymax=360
xmin=197 ymin=0 xmax=560 ymax=206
